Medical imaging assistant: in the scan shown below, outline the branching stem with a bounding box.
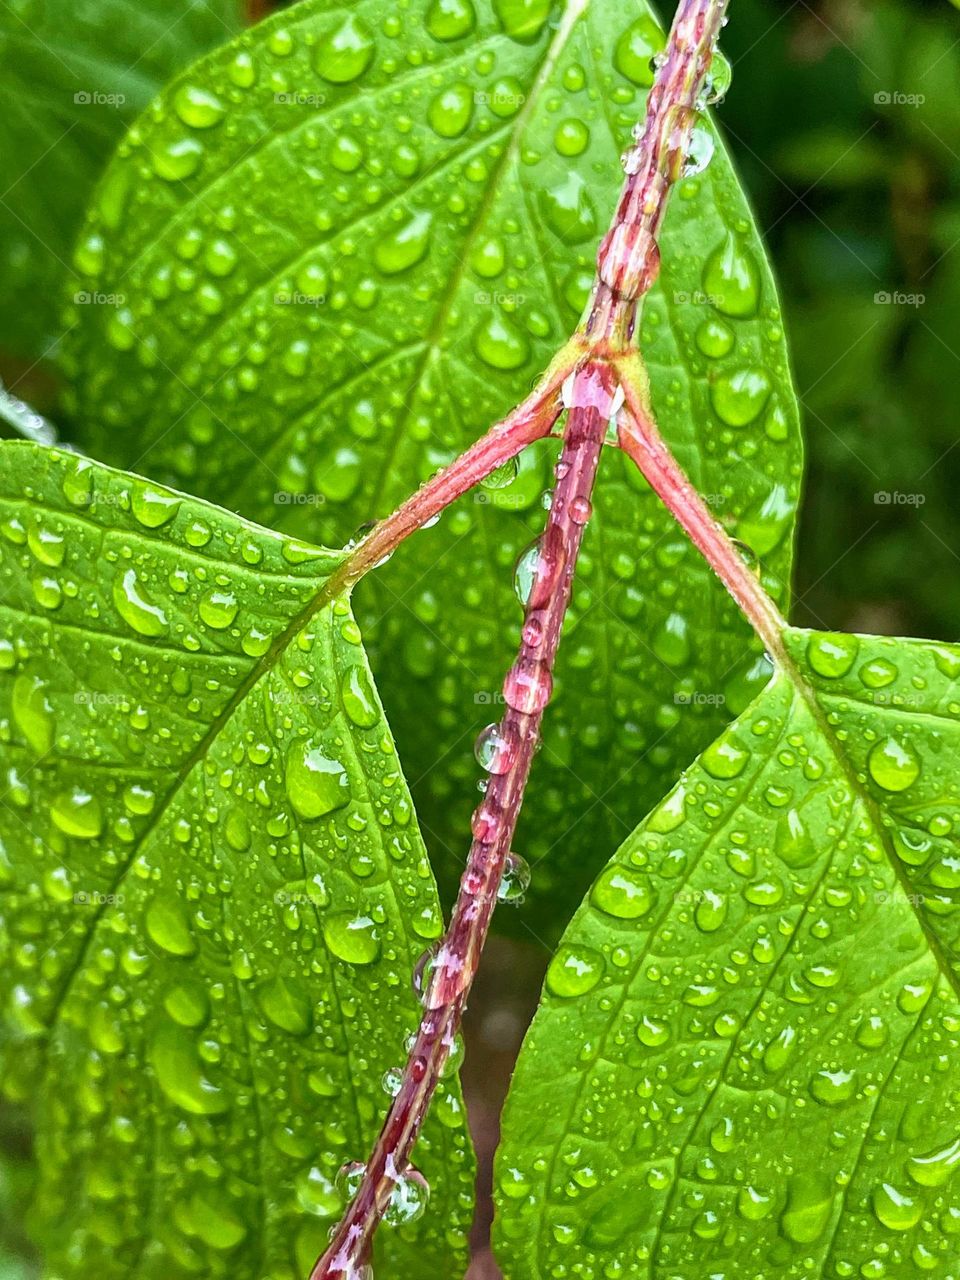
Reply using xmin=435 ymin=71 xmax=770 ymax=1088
xmin=310 ymin=1 xmax=733 ymax=1275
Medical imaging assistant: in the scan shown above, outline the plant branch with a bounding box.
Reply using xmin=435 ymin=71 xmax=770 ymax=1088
xmin=587 ymin=0 xmax=730 ymax=346
xmin=330 ymin=342 xmax=580 ymax=594
xmin=614 ymin=350 xmax=788 ymax=662
xmin=310 ymin=360 xmax=621 ymax=1280
xmin=310 ymin=0 xmax=733 ymax=1274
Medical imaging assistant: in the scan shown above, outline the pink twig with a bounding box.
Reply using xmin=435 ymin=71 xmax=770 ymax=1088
xmin=310 ymin=361 xmax=621 ymax=1280
xmin=614 ymin=351 xmax=787 ymax=661
xmin=587 ymin=0 xmax=730 ymax=345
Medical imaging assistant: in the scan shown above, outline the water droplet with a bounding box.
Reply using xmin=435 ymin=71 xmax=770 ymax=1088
xmin=872 ymin=1182 xmax=922 ymax=1232
xmin=173 ymin=84 xmax=226 ymax=129
xmin=613 ymin=15 xmax=664 ymax=86
xmin=258 ymin=975 xmax=313 ymax=1035
xmin=498 ymin=851 xmax=530 ymax=903
xmin=810 ymin=1067 xmax=856 ymax=1106
xmin=323 ymin=912 xmax=380 ymax=965
xmin=700 ymin=51 xmax=732 ymax=106
xmin=199 ymin=588 xmax=238 ymax=630
xmin=780 ymin=1173 xmax=834 ymax=1244
xmin=374 ymin=211 xmax=433 ymax=275
xmin=296 ymin=1166 xmax=341 ymax=1217
xmin=702 ymin=232 xmax=761 ymax=318
xmin=475 ymin=722 xmax=516 ymax=774
xmin=652 ymin=612 xmax=691 ymax=666
xmin=12 ymin=674 xmax=54 ymax=754
xmin=152 ymin=137 xmax=203 ymax=182
xmin=546 ymin=946 xmax=604 ymax=998
xmin=131 ymin=483 xmax=180 ymax=528
xmin=709 ymin=367 xmax=772 ymax=427
xmin=503 ymin=658 xmax=552 ymax=714
xmin=113 ymin=568 xmax=168 ymax=637
xmin=149 ymin=1024 xmax=228 ymax=1115
xmin=738 ymin=482 xmax=794 ymax=556
xmin=702 ymin=732 xmax=749 ymax=779
xmin=807 ymin=631 xmax=859 ymax=678
xmin=146 ymin=895 xmax=196 ymax=956
xmin=554 ymin=119 xmax=590 ymax=157
xmin=285 ymin=742 xmax=350 ymax=819
xmin=493 ymin=0 xmax=550 ymax=39
xmin=539 ymin=173 xmax=597 ymax=244
xmin=908 ymin=1137 xmax=960 ymax=1187
xmin=694 ymin=889 xmax=727 ymax=932
xmin=341 ymin=665 xmax=379 ymax=728
xmin=428 ymin=83 xmax=474 ymax=137
xmin=51 ymin=787 xmax=102 ymax=839
xmin=474 ymin=313 xmax=530 ymax=371
xmin=426 ymin=0 xmax=476 ymax=40
xmin=314 ymin=15 xmax=375 ymax=83
xmin=868 ymin=737 xmax=921 ymax=792
xmin=590 ymin=865 xmax=653 ymax=919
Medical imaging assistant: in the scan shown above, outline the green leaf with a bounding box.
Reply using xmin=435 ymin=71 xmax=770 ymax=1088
xmin=0 ymin=442 xmax=472 ymax=1279
xmin=496 ymin=625 xmax=960 ymax=1276
xmin=0 ymin=0 xmax=244 ymax=359
xmin=62 ymin=0 xmax=802 ymax=930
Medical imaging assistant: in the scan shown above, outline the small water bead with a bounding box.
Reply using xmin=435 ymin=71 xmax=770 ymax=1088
xmin=699 ymin=51 xmax=733 ymax=106
xmin=590 ymin=865 xmax=653 ymax=919
xmin=314 ymin=15 xmax=375 ymax=83
xmin=474 ymin=722 xmax=517 ymax=774
xmin=51 ymin=787 xmax=103 ymax=839
xmin=428 ymin=83 xmax=474 ymax=137
xmin=374 ymin=211 xmax=432 ymax=275
xmin=568 ymin=495 xmax=591 ymax=525
xmin=872 ymin=1182 xmax=922 ymax=1232
xmin=503 ymin=658 xmax=552 ymax=714
xmin=474 ymin=313 xmax=530 ymax=371
xmin=613 ymin=14 xmax=664 ymax=86
xmin=546 ymin=945 xmax=604 ymax=998
xmin=498 ymin=852 xmax=530 ymax=904
xmin=493 ymin=0 xmax=551 ymax=39
xmin=907 ymin=1137 xmax=960 ymax=1187
xmin=807 ymin=631 xmax=859 ymax=678
xmin=481 ymin=457 xmax=520 ymax=490
xmin=381 ymin=1066 xmax=404 ymax=1097
xmin=554 ymin=119 xmax=589 ymax=157
xmin=425 ymin=0 xmax=476 ymax=39
xmin=285 ymin=743 xmax=349 ymax=819
xmin=173 ymin=85 xmax=226 ymax=129
xmin=702 ymin=232 xmax=761 ymax=318
xmin=384 ymin=1167 xmax=430 ymax=1227
xmin=868 ymin=737 xmax=921 ymax=793
xmin=323 ymin=912 xmax=380 ymax=965
xmin=710 ymin=367 xmax=772 ymax=427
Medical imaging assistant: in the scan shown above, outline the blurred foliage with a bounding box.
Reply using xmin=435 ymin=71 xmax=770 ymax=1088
xmin=722 ymin=0 xmax=960 ymax=643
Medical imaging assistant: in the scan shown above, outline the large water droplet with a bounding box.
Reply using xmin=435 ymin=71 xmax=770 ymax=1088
xmin=374 ymin=211 xmax=433 ymax=275
xmin=323 ymin=912 xmax=380 ymax=965
xmin=702 ymin=233 xmax=761 ymax=318
xmin=314 ymin=15 xmax=375 ymax=83
xmin=546 ymin=946 xmax=604 ymax=998
xmin=285 ymin=742 xmax=350 ymax=819
xmin=868 ymin=737 xmax=921 ymax=792
xmin=113 ymin=568 xmax=168 ymax=637
xmin=590 ymin=865 xmax=653 ymax=919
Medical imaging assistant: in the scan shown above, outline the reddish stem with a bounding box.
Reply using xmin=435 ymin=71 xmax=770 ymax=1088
xmin=614 ymin=351 xmax=787 ymax=661
xmin=310 ymin=360 xmax=622 ymax=1279
xmin=331 ymin=344 xmax=578 ymax=593
xmin=587 ymin=0 xmax=731 ymax=346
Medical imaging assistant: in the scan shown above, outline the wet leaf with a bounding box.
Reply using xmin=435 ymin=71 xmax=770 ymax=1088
xmin=0 ymin=0 xmax=246 ymax=360
xmin=497 ymin=626 xmax=960 ymax=1276
xmin=62 ymin=0 xmax=803 ymax=932
xmin=0 ymin=442 xmax=472 ymax=1279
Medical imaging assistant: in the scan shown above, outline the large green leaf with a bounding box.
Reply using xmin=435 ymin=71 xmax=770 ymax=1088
xmin=0 ymin=442 xmax=472 ymax=1279
xmin=61 ymin=0 xmax=802 ymax=930
xmin=496 ymin=626 xmax=960 ymax=1276
xmin=0 ymin=0 xmax=244 ymax=359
